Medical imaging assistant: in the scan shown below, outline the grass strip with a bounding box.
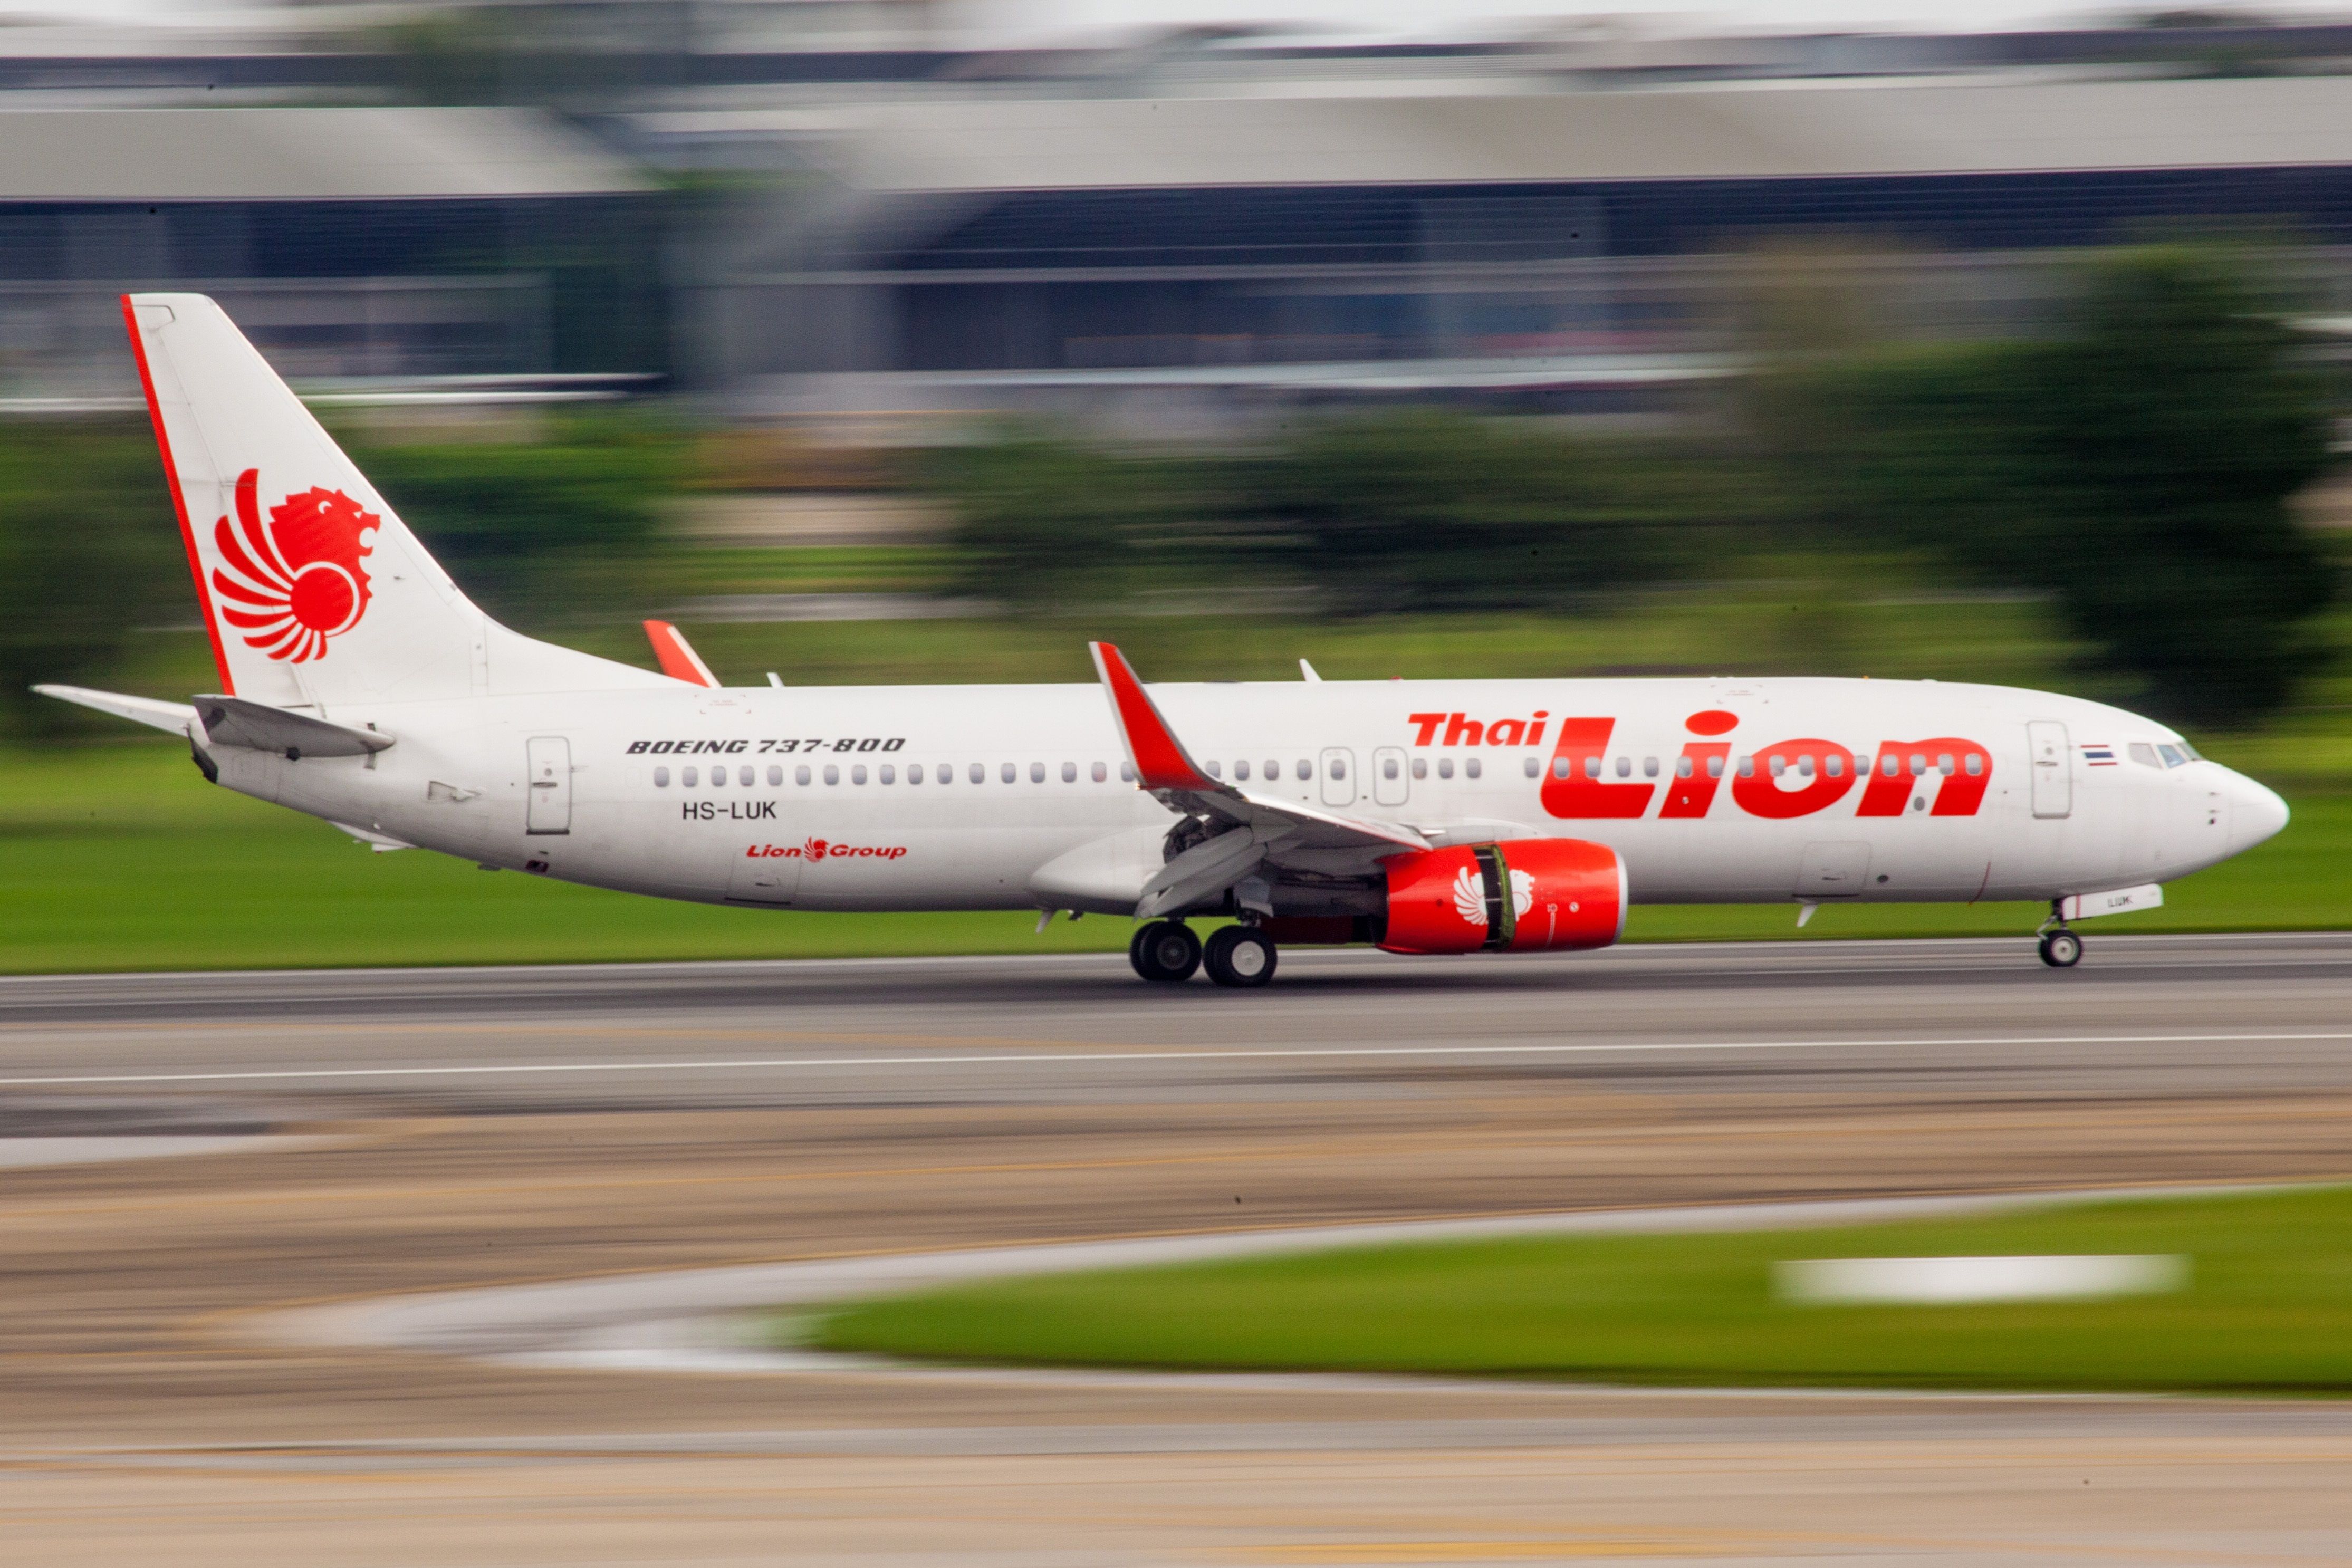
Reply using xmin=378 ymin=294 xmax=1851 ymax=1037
xmin=811 ymin=1186 xmax=2352 ymax=1395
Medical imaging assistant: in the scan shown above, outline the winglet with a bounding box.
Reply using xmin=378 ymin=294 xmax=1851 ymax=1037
xmin=644 ymin=620 xmax=719 ymax=687
xmin=1089 ymin=642 xmax=1218 ymax=792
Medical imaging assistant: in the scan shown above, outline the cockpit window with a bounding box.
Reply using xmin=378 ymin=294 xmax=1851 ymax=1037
xmin=2157 ymin=744 xmax=2187 ymax=768
xmin=2129 ymin=743 xmax=2161 ymax=769
xmin=2175 ymin=739 xmax=2202 ymax=762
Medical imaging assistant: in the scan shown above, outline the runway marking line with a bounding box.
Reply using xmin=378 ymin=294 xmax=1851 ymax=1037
xmin=3 ymin=1030 xmax=2350 ymax=1088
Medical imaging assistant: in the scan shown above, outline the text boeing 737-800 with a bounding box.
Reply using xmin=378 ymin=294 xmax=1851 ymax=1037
xmin=36 ymin=294 xmax=2289 ymax=986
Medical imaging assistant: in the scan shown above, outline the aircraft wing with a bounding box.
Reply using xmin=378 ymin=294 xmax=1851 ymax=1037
xmin=1089 ymin=642 xmax=1430 ymax=859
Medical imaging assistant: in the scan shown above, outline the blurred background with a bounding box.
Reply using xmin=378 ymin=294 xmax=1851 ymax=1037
xmin=4 ymin=0 xmax=2351 ymax=967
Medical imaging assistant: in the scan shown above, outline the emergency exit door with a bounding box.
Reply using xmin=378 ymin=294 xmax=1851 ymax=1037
xmin=2027 ymin=720 xmax=2071 ymax=820
xmin=526 ymin=736 xmax=572 ymax=834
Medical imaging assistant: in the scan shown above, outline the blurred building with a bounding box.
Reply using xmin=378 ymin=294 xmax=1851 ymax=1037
xmin=0 ymin=105 xmax=657 ymax=405
xmin=670 ymin=72 xmax=2352 ymax=424
xmin=11 ymin=9 xmax=2352 ymax=421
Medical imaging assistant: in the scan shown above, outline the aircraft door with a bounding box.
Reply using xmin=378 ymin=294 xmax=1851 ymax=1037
xmin=727 ymin=845 xmax=803 ymax=906
xmin=525 ymin=736 xmax=572 ymax=834
xmin=1372 ymin=745 xmax=1409 ymax=806
xmin=2028 ymin=720 xmax=2072 ymax=819
xmin=1320 ymin=747 xmax=1356 ymax=807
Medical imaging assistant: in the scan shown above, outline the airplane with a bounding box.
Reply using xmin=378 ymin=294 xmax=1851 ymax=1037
xmin=37 ymin=294 xmax=2291 ymax=987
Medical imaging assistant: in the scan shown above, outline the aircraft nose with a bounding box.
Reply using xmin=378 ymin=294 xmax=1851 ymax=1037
xmin=2223 ymin=769 xmax=2290 ymax=854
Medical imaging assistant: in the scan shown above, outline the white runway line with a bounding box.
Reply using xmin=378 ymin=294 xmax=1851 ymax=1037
xmin=4 ymin=1030 xmax=2350 ymax=1088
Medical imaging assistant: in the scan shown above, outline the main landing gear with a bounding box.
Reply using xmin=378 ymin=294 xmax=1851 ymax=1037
xmin=2036 ymin=902 xmax=2084 ymax=969
xmin=1129 ymin=921 xmax=1279 ymax=988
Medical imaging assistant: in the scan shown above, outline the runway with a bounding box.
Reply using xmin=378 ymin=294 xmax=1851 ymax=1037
xmin=4 ymin=933 xmax=2352 ymax=1564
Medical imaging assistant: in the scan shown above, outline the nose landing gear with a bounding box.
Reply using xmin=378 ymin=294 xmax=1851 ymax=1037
xmin=2036 ymin=902 xmax=2083 ymax=968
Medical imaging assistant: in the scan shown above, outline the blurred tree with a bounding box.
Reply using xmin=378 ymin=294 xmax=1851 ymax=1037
xmin=349 ymin=415 xmax=682 ymax=628
xmin=1776 ymin=247 xmax=2337 ymax=724
xmin=0 ymin=420 xmax=183 ymax=737
xmin=1263 ymin=412 xmax=1749 ymax=616
xmin=932 ymin=432 xmax=1226 ymax=611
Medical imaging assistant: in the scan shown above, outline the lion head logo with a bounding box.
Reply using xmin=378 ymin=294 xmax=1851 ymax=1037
xmin=211 ymin=468 xmax=379 ymax=663
xmin=803 ymin=838 xmax=830 ymax=862
xmin=1451 ymin=864 xmax=1535 ymax=927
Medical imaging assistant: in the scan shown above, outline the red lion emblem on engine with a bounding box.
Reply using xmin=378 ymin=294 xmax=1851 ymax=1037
xmin=210 ymin=468 xmax=379 ymax=663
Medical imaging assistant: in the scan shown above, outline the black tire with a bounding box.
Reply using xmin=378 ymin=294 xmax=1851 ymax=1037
xmin=1204 ymin=925 xmax=1278 ymax=989
xmin=2039 ymin=929 xmax=2083 ymax=969
xmin=1130 ymin=920 xmax=1201 ymax=983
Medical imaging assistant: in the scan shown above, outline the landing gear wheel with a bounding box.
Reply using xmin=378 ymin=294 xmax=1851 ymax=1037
xmin=2038 ymin=929 xmax=2082 ymax=969
xmin=1129 ymin=920 xmax=1202 ymax=983
xmin=1204 ymin=925 xmax=1278 ymax=989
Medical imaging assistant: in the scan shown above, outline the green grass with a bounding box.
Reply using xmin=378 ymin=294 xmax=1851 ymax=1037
xmin=0 ymin=735 xmax=2342 ymax=973
xmin=6 ymin=610 xmax=2347 ymax=973
xmin=811 ymin=1186 xmax=2352 ymax=1395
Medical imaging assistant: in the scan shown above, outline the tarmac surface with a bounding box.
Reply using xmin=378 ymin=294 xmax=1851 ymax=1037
xmin=4 ymin=932 xmax=2352 ymax=1564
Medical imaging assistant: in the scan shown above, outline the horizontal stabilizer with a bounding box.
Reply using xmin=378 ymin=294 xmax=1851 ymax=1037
xmin=193 ymin=695 xmax=394 ymax=758
xmin=32 ymin=684 xmax=198 ymax=735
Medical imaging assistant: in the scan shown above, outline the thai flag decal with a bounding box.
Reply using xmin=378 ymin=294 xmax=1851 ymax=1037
xmin=2082 ymin=743 xmax=2118 ymax=767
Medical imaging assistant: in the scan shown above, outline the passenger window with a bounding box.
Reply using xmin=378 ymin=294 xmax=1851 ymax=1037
xmin=1466 ymin=757 xmax=1482 ymax=780
xmin=1438 ymin=758 xmax=1454 ymax=779
xmin=1061 ymin=762 xmax=1076 ymax=783
xmin=880 ymin=765 xmax=894 ymax=784
xmin=683 ymin=766 xmax=699 ymax=786
xmin=1029 ymin=762 xmax=1045 ymax=783
xmin=1000 ymin=763 xmax=1015 ymax=783
xmin=1825 ymin=755 xmax=1842 ymax=778
xmin=1797 ymin=755 xmax=1815 ymax=778
xmin=1965 ymin=754 xmax=1983 ymax=776
xmin=711 ymin=766 xmax=725 ymax=787
xmin=1736 ymin=756 xmax=1753 ymax=778
xmin=654 ymin=766 xmax=670 ymax=787
xmin=1385 ymin=757 xmax=1400 ymax=780
xmin=1644 ymin=756 xmax=1659 ymax=778
xmin=2130 ymin=743 xmax=2161 ymax=768
xmin=1909 ymin=754 xmax=1927 ymax=777
xmin=1295 ymin=759 xmax=1312 ymax=781
xmin=1583 ymin=756 xmax=1600 ymax=780
xmin=1937 ymin=754 xmax=1954 ymax=775
xmin=1206 ymin=761 xmax=1222 ymax=778
xmin=1412 ymin=758 xmax=1427 ymax=780
xmin=1265 ymin=760 xmax=1280 ymax=781
xmin=1552 ymin=757 xmax=1571 ymax=780
xmin=1523 ymin=756 xmax=1539 ymax=778
xmin=852 ymin=765 xmax=867 ymax=785
xmin=766 ymin=765 xmax=781 ymax=786
xmin=1121 ymin=763 xmax=1136 ymax=783
xmin=740 ymin=766 xmax=754 ymax=786
xmin=1329 ymin=756 xmax=1345 ymax=779
xmin=909 ymin=763 xmax=924 ymax=784
xmin=823 ymin=765 xmax=839 ymax=785
xmin=1882 ymin=755 xmax=1900 ymax=777
xmin=1235 ymin=760 xmax=1251 ymax=781
xmin=1707 ymin=756 xmax=1724 ymax=779
xmin=796 ymin=765 xmax=811 ymax=785
xmin=1675 ymin=756 xmax=1692 ymax=780
xmin=1092 ymin=762 xmax=1107 ymax=782
xmin=1768 ymin=756 xmax=1784 ymax=778
xmin=1615 ymin=756 xmax=1631 ymax=778
xmin=1855 ymin=753 xmax=1871 ymax=776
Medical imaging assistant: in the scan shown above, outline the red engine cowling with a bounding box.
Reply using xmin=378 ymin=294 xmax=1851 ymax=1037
xmin=1379 ymin=839 xmax=1626 ymax=955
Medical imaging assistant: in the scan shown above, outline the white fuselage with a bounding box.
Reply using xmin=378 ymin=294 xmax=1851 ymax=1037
xmin=210 ymin=675 xmax=2287 ymax=916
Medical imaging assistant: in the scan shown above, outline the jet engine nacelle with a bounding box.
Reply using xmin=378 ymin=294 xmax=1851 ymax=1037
xmin=1378 ymin=839 xmax=1626 ymax=955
